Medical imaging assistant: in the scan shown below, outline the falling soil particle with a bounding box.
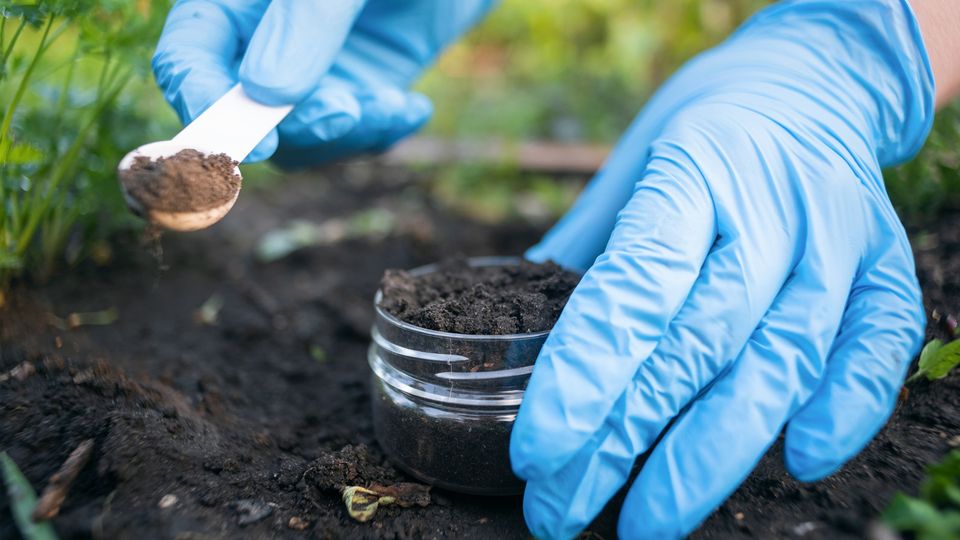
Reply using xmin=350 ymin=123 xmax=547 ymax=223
xmin=120 ymin=149 xmax=240 ymax=214
xmin=379 ymin=258 xmax=580 ymax=334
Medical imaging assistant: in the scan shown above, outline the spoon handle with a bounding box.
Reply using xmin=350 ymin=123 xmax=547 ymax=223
xmin=172 ymin=83 xmax=293 ymax=162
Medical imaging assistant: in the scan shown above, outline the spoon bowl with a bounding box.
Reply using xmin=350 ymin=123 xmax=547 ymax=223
xmin=118 ymin=141 xmax=242 ymax=232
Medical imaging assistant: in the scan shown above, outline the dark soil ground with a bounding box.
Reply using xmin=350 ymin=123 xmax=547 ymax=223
xmin=1 ymin=163 xmax=958 ymax=539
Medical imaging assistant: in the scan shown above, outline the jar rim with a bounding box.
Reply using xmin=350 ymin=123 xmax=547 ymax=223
xmin=373 ymin=256 xmax=555 ymax=342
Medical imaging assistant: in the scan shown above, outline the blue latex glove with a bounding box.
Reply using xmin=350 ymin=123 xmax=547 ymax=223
xmin=512 ymin=1 xmax=934 ymax=538
xmin=152 ymin=0 xmax=494 ymax=166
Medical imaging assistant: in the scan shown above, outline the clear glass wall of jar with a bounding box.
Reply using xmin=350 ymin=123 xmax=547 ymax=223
xmin=368 ymin=257 xmax=549 ymax=495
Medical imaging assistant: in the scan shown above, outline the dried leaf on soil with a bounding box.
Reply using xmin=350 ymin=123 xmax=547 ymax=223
xmin=367 ymin=482 xmax=431 ymax=508
xmin=0 ymin=452 xmax=59 ymax=540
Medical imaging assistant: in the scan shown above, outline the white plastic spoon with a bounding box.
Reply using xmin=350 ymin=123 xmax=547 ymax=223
xmin=118 ymin=84 xmax=293 ymax=231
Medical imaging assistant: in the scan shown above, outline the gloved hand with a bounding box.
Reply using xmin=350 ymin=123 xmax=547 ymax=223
xmin=152 ymin=0 xmax=495 ymax=166
xmin=512 ymin=1 xmax=934 ymax=538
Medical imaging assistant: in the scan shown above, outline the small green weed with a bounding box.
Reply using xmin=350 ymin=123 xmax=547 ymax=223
xmin=908 ymin=313 xmax=960 ymax=384
xmin=883 ymin=450 xmax=960 ymax=540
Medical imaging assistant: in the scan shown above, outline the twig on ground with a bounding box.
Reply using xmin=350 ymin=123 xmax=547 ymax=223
xmin=32 ymin=439 xmax=95 ymax=520
xmin=0 ymin=361 xmax=35 ymax=383
xmin=46 ymin=309 xmax=117 ymax=330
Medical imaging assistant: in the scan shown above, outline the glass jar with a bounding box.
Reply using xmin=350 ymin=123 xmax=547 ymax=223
xmin=368 ymin=257 xmax=549 ymax=495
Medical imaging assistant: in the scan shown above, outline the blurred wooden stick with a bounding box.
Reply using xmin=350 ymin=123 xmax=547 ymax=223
xmin=382 ymin=137 xmax=610 ymax=174
xmin=33 ymin=439 xmax=94 ymax=521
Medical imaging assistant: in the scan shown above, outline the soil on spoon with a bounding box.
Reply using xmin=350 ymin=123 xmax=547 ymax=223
xmin=379 ymin=258 xmax=580 ymax=334
xmin=119 ymin=149 xmax=240 ymax=214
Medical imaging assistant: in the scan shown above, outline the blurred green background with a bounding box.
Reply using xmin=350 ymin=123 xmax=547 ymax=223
xmin=1 ymin=0 xmax=958 ymax=288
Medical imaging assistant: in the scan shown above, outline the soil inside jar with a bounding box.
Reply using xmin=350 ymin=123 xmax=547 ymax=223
xmin=119 ymin=149 xmax=240 ymax=214
xmin=373 ymin=258 xmax=580 ymax=495
xmin=372 ymin=382 xmax=522 ymax=495
xmin=379 ymin=258 xmax=580 ymax=334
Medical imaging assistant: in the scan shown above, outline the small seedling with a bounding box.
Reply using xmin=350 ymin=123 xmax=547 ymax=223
xmin=908 ymin=338 xmax=960 ymax=384
xmin=907 ymin=311 xmax=960 ymax=384
xmin=883 ymin=450 xmax=960 ymax=540
xmin=340 ymin=483 xmax=431 ymax=523
xmin=0 ymin=452 xmax=59 ymax=540
xmin=341 ymin=486 xmax=389 ymax=523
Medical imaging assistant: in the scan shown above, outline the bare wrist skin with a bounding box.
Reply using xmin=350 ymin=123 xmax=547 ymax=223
xmin=912 ymin=0 xmax=960 ymax=107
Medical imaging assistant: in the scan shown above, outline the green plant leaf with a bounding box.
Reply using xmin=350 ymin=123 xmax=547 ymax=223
xmin=919 ymin=339 xmax=944 ymax=368
xmin=3 ymin=141 xmax=43 ymax=165
xmin=884 ymin=451 xmax=960 ymax=540
xmin=924 ymin=451 xmax=960 ymax=507
xmin=0 ymin=249 xmax=23 ymax=269
xmin=921 ymin=339 xmax=960 ymax=381
xmin=0 ymin=452 xmax=59 ymax=540
xmin=884 ymin=493 xmax=942 ymax=529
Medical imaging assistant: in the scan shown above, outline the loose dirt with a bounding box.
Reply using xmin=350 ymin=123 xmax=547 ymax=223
xmin=1 ymin=164 xmax=958 ymax=539
xmin=379 ymin=258 xmax=579 ymax=334
xmin=120 ymin=149 xmax=240 ymax=213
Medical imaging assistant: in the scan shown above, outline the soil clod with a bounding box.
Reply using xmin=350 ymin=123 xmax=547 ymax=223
xmin=303 ymin=445 xmax=431 ymax=523
xmin=120 ymin=149 xmax=240 ymax=215
xmin=304 ymin=445 xmax=394 ymax=491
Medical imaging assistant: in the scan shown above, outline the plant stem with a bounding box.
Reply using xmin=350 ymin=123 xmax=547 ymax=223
xmin=15 ymin=69 xmax=133 ymax=253
xmin=51 ymin=34 xmax=81 ymax=137
xmin=0 ymin=16 xmax=54 ymax=162
xmin=0 ymin=18 xmax=26 ymax=67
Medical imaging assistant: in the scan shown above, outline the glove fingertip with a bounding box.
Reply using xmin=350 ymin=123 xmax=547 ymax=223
xmin=783 ymin=443 xmax=841 ymax=483
xmin=509 ymin=410 xmax=572 ymax=480
xmin=523 ymin=243 xmax=550 ymax=264
xmin=239 ymin=76 xmax=313 ymax=107
xmin=522 ymin=485 xmax=562 ymax=539
xmin=405 ymin=92 xmax=434 ymax=125
xmin=312 ymin=112 xmax=360 ymax=142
